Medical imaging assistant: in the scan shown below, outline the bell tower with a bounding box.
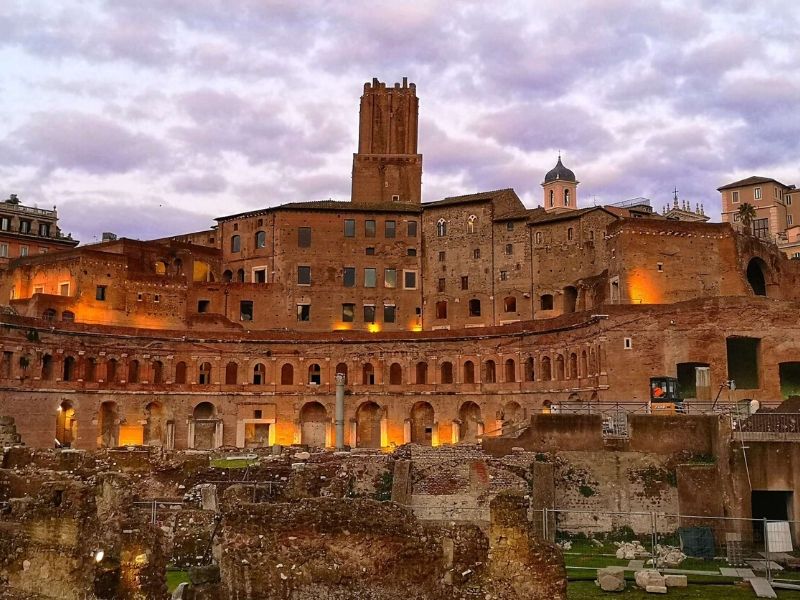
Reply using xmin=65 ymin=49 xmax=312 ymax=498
xmin=542 ymin=155 xmax=578 ymax=212
xmin=351 ymin=78 xmax=422 ymax=205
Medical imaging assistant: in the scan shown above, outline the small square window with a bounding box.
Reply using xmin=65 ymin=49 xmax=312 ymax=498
xmin=198 ymin=300 xmax=210 ymax=313
xmin=298 ymin=266 xmax=311 ymax=285
xmin=404 ymin=270 xmax=417 ymax=289
xmin=438 ymin=251 xmax=445 ymax=262
xmin=407 ymin=248 xmax=417 ymax=256
xmin=407 ymin=221 xmax=418 ymax=237
xmin=233 ymin=223 xmax=239 ymax=231
xmin=473 ymin=248 xmax=481 ymax=259
xmin=297 ymin=304 xmax=311 ymax=321
xmin=240 ymin=301 xmax=253 ymax=321
xmin=343 ymin=267 xmax=356 ymax=287
xmin=365 ymin=220 xmax=376 ymax=237
xmin=298 ymin=227 xmax=312 ymax=247
xmin=253 ymin=268 xmax=267 ymax=283
xmin=363 ymin=305 xmax=376 ymax=323
xmin=383 ymin=304 xmax=396 ymax=323
xmin=342 ymin=303 xmax=355 ymax=322
xmin=96 ymin=286 xmax=107 ymax=301
xmin=385 ymin=220 xmax=396 ymax=238
xmin=624 ymin=337 xmax=632 ymax=350
xmin=366 ymin=247 xmax=375 ymax=255
xmin=507 ymin=222 xmax=514 ymax=231
xmin=500 ymin=270 xmax=508 ymax=281
xmin=254 ymin=409 xmax=262 ymax=419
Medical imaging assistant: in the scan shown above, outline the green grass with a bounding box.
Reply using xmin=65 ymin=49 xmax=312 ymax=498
xmin=568 ymin=580 xmax=800 ymax=598
xmin=209 ymin=457 xmax=257 ymax=469
xmin=166 ymin=569 xmax=190 ymax=593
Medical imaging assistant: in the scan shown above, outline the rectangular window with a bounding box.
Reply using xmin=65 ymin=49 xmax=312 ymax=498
xmin=403 ymin=270 xmax=417 ymax=289
xmin=407 ymin=221 xmax=418 ymax=237
xmin=154 ymin=294 xmax=160 ymax=303
xmin=732 ymin=190 xmax=739 ymax=203
xmin=364 ymin=268 xmax=377 ymax=288
xmin=473 ymin=248 xmax=480 ymax=259
xmin=365 ymin=220 xmax=376 ymax=237
xmin=500 ymin=270 xmax=508 ymax=281
xmin=384 ymin=268 xmax=396 ymax=288
xmin=33 ymin=285 xmax=43 ymax=294
xmin=754 ymin=187 xmax=762 ymax=200
xmin=40 ymin=248 xmax=47 ymax=254
xmin=383 ymin=304 xmax=396 ymax=323
xmin=38 ymin=223 xmax=50 ymax=236
xmin=343 ymin=267 xmax=356 ymax=287
xmin=437 ymin=278 xmax=445 ymax=292
xmin=0 ymin=218 xmax=8 ymax=231
xmin=240 ymin=301 xmax=253 ymax=321
xmin=20 ymin=246 xmax=28 ymax=257
xmin=298 ymin=227 xmax=311 ymax=247
xmin=734 ymin=214 xmax=740 ymax=222
xmin=342 ymin=303 xmax=355 ymax=322
xmin=298 ymin=266 xmax=311 ymax=285
xmin=505 ymin=243 xmax=513 ymax=255
xmin=344 ymin=219 xmax=355 ymax=237
xmin=753 ymin=218 xmax=769 ymax=239
xmin=507 ymin=222 xmax=514 ymax=231
xmin=137 ymin=292 xmax=143 ymax=301
xmin=363 ymin=304 xmax=376 ymax=323
xmin=59 ymin=282 xmax=70 ymax=296
xmin=96 ymin=286 xmax=107 ymax=301
xmin=385 ymin=220 xmax=396 ymax=238
xmin=253 ymin=268 xmax=267 ymax=283
xmin=197 ymin=299 xmax=210 ymax=313
xmin=0 ymin=244 xmax=7 ymax=258
xmin=297 ymin=304 xmax=310 ymax=321
xmin=461 ymin=276 xmax=469 ymax=290
xmin=438 ymin=251 xmax=445 ymax=262
xmin=19 ymin=220 xmax=30 ymax=233
xmin=787 ymin=195 xmax=793 ymax=206
xmin=789 ymin=215 xmax=794 ymax=227
xmin=366 ymin=247 xmax=375 ymax=255
xmin=407 ymin=248 xmax=417 ymax=256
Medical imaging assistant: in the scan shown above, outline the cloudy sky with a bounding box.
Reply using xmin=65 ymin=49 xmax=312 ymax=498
xmin=1 ymin=0 xmax=799 ymax=243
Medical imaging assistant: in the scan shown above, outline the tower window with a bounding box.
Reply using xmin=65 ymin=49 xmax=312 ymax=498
xmin=564 ymin=189 xmax=570 ymax=206
xmin=549 ymin=190 xmax=554 ymax=207
xmin=436 ymin=219 xmax=447 ymax=237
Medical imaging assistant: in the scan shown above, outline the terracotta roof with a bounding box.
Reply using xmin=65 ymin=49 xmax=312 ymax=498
xmin=422 ymin=188 xmax=516 ymax=208
xmin=217 ymin=200 xmax=421 ymax=221
xmin=717 ymin=176 xmax=792 ymax=191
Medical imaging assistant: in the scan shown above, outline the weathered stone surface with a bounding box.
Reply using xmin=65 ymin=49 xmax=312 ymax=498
xmin=664 ymin=574 xmax=688 ymax=587
xmin=645 ymin=584 xmax=668 ymax=593
xmin=596 ymin=566 xmax=626 ymax=591
xmin=635 ymin=569 xmax=665 ymax=589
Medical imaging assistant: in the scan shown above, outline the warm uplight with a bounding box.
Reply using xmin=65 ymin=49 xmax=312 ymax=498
xmin=367 ymin=323 xmax=381 ymax=333
xmin=94 ymin=550 xmax=105 ymax=563
xmin=627 ymin=270 xmax=663 ymax=305
xmin=332 ymin=322 xmax=353 ymax=332
xmin=411 ymin=324 xmax=423 ymax=332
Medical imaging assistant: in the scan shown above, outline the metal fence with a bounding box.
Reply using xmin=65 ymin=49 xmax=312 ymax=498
xmin=540 ymin=507 xmax=800 ymax=586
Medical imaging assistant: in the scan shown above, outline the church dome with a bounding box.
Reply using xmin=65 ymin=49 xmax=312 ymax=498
xmin=544 ymin=156 xmax=576 ymax=183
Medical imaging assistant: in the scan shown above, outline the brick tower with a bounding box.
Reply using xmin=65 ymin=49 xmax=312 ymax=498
xmin=542 ymin=155 xmax=578 ymax=212
xmin=351 ymin=78 xmax=422 ymax=205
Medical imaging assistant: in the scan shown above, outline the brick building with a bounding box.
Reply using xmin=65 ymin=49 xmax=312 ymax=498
xmin=2 ymin=78 xmax=800 ymax=451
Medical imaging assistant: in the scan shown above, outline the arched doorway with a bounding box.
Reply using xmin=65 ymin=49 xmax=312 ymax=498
xmin=144 ymin=401 xmax=166 ymax=446
xmin=746 ymin=257 xmax=768 ymax=296
xmin=356 ymin=401 xmax=382 ymax=448
xmin=192 ymin=402 xmax=217 ymax=449
xmin=410 ymin=401 xmax=434 ymax=445
xmin=56 ymin=401 xmax=76 ymax=448
xmin=458 ymin=401 xmax=482 ymax=442
xmin=502 ymin=401 xmax=523 ymax=427
xmin=99 ymin=401 xmax=119 ymax=448
xmin=299 ymin=402 xmax=327 ymax=448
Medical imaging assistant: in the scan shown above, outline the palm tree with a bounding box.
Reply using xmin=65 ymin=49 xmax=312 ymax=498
xmin=737 ymin=202 xmax=757 ymax=233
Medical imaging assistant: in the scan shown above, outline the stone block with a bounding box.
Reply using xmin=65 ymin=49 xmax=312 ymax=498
xmin=634 ymin=569 xmax=664 ymax=589
xmin=664 ymin=574 xmax=687 ymax=587
xmin=645 ymin=584 xmax=667 ymax=593
xmin=596 ymin=566 xmax=626 ymax=591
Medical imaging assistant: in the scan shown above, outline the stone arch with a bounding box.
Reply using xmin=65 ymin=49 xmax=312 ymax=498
xmin=198 ymin=362 xmax=212 ymax=384
xmin=144 ymin=401 xmax=166 ymax=446
xmin=504 ymin=358 xmax=516 ymax=383
xmin=192 ymin=401 xmax=217 ymax=449
xmin=106 ymin=357 xmax=118 ymax=383
xmin=174 ymin=361 xmax=187 ymax=384
xmin=458 ymin=401 xmax=482 ymax=442
xmin=541 ymin=356 xmax=552 ymax=381
xmin=152 ymin=360 xmax=164 ymax=384
xmin=563 ymin=286 xmax=578 ymax=313
xmin=555 ymin=355 xmax=565 ymax=381
xmin=61 ymin=310 xmax=75 ymax=323
xmin=356 ymin=401 xmax=382 ymax=448
xmin=222 ymin=270 xmax=233 ymax=283
xmin=154 ymin=260 xmax=167 ymax=275
xmin=253 ymin=363 xmax=266 ymax=385
xmin=299 ymin=401 xmax=327 ymax=448
xmin=524 ymin=357 xmax=535 ymax=382
xmin=335 ymin=362 xmax=348 ymax=383
xmin=225 ymin=361 xmax=238 ymax=385
xmin=56 ymin=400 xmax=76 ymax=448
xmin=63 ymin=355 xmax=77 ymax=382
xmin=569 ymin=353 xmax=578 ymax=379
xmin=580 ymin=351 xmax=588 ymax=378
xmin=502 ymin=401 xmax=523 ymax=425
xmin=84 ymin=357 xmax=97 ymax=382
xmin=41 ymin=354 xmax=54 ymax=380
xmin=746 ymin=257 xmax=768 ymax=296
xmin=99 ymin=401 xmax=119 ymax=448
xmin=280 ymin=363 xmax=294 ymax=385
xmin=308 ymin=363 xmax=322 ymax=385
xmin=236 ymin=268 xmax=245 ymax=283
xmin=503 ymin=296 xmax=517 ymax=312
xmin=416 ymin=361 xmax=428 ymax=384
xmin=389 ymin=362 xmax=402 ymax=385
xmin=128 ymin=359 xmax=140 ymax=383
xmin=42 ymin=308 xmax=56 ymax=321
xmin=440 ymin=361 xmax=454 ymax=384
xmin=410 ymin=401 xmax=434 ymax=445
xmin=483 ymin=360 xmax=496 ymax=383
xmin=463 ymin=360 xmax=475 ymax=384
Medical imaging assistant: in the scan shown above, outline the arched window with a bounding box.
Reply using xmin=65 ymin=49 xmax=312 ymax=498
xmin=198 ymin=362 xmax=212 ymax=385
xmin=225 ymin=361 xmax=238 ymax=385
xmin=541 ymin=356 xmax=552 ymax=381
xmin=384 ymin=362 xmax=399 ymax=385
xmin=484 ymin=360 xmax=496 ymax=383
xmin=280 ymin=363 xmax=294 ymax=385
xmin=549 ymin=190 xmax=554 ymax=207
xmin=540 ymin=294 xmax=554 ymax=310
xmin=504 ymin=358 xmax=516 ymax=383
xmin=524 ymin=357 xmax=535 ymax=381
xmin=563 ymin=286 xmax=577 ymax=313
xmin=467 ymin=214 xmax=477 ymax=234
xmin=253 ymin=363 xmax=266 ymax=385
xmin=236 ymin=268 xmax=245 ymax=282
xmin=440 ymin=361 xmax=453 ymax=384
xmin=128 ymin=359 xmax=140 ymax=383
xmin=231 ymin=235 xmax=241 ymax=253
xmin=463 ymin=360 xmax=475 ymax=384
xmin=106 ymin=358 xmax=118 ymax=383
xmin=416 ymin=361 xmax=428 ymax=384
xmin=154 ymin=260 xmax=167 ymax=275
xmin=43 ymin=308 xmax=56 ymax=321
xmin=335 ymin=362 xmax=348 ymax=383
xmin=569 ymin=353 xmax=578 ymax=379
xmin=255 ymin=230 xmax=266 ymax=249
xmin=555 ymin=355 xmax=565 ymax=381
xmin=362 ymin=363 xmax=375 ymax=385
xmin=152 ymin=360 xmax=164 ymax=384
xmin=175 ymin=361 xmax=187 ymax=384
xmin=535 ymin=231 xmax=543 ymax=245
xmin=564 ymin=189 xmax=570 ymax=206
xmin=567 ymin=227 xmax=573 ymax=241
xmin=436 ymin=218 xmax=447 ymax=237
xmin=61 ymin=310 xmax=75 ymax=323
xmin=63 ymin=356 xmax=76 ymax=382
xmin=309 ymin=363 xmax=321 ymax=385
xmin=504 ymin=296 xmax=516 ymax=312
xmin=435 ymin=300 xmax=447 ymax=319
xmin=223 ymin=270 xmax=233 ymax=282
xmin=469 ymin=298 xmax=481 ymax=317
xmin=84 ymin=357 xmax=96 ymax=382
xmin=174 ymin=258 xmax=184 ymax=275
xmin=581 ymin=351 xmax=588 ymax=378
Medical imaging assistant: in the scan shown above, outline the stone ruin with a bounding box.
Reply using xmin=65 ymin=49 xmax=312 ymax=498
xmin=0 ymin=417 xmax=21 ymax=448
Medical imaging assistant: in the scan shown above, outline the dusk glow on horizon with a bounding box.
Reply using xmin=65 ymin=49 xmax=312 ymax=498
xmin=1 ymin=0 xmax=799 ymax=243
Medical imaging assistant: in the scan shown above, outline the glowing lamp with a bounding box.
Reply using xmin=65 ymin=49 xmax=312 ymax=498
xmin=93 ymin=550 xmax=105 ymax=563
